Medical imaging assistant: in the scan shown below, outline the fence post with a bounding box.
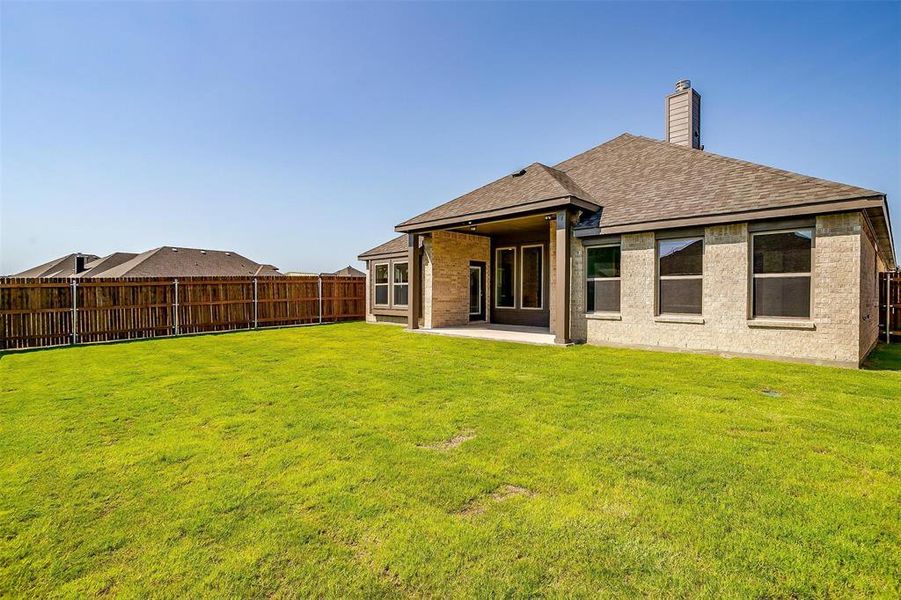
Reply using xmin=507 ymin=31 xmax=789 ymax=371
xmin=253 ymin=277 xmax=259 ymax=329
xmin=887 ymin=274 xmax=893 ymax=344
xmin=173 ymin=279 xmax=179 ymax=336
xmin=318 ymin=275 xmax=323 ymax=324
xmin=70 ymin=279 xmax=78 ymax=345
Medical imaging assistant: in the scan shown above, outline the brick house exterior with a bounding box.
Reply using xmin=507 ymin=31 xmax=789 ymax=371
xmin=358 ymin=82 xmax=894 ymax=367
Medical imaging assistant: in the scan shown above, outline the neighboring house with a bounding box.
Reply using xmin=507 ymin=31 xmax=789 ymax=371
xmin=12 ymin=253 xmax=100 ymax=278
xmin=284 ymin=267 xmax=365 ymax=277
xmin=358 ymin=80 xmax=895 ymax=368
xmin=328 ymin=266 xmax=366 ymax=278
xmin=11 ymin=247 xmax=282 ymax=278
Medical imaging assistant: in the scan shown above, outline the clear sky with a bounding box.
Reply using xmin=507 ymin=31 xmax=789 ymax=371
xmin=1 ymin=1 xmax=899 ymax=274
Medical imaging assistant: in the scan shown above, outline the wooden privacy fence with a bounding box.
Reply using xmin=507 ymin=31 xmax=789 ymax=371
xmin=0 ymin=275 xmax=366 ymax=350
xmin=880 ymin=271 xmax=900 ymax=344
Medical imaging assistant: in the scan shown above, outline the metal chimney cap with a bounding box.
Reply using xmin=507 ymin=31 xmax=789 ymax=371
xmin=675 ymin=79 xmax=691 ymax=92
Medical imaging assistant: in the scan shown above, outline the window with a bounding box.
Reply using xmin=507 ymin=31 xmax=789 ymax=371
xmin=658 ymin=237 xmax=703 ymax=314
xmin=520 ymin=245 xmax=543 ymax=309
xmin=752 ymin=229 xmax=812 ymax=318
xmin=374 ymin=263 xmax=389 ymax=306
xmin=495 ymin=247 xmax=516 ymax=308
xmin=586 ymin=245 xmax=621 ymax=313
xmin=392 ymin=261 xmax=409 ymax=307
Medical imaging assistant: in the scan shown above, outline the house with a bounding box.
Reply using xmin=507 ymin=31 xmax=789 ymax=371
xmin=358 ymin=80 xmax=895 ymax=368
xmin=11 ymin=247 xmax=282 ymax=278
xmin=12 ymin=252 xmax=101 ymax=278
xmin=328 ymin=265 xmax=366 ymax=278
xmin=284 ymin=267 xmax=365 ymax=277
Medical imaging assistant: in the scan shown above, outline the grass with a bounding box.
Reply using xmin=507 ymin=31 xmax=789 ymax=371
xmin=1 ymin=323 xmax=899 ymax=598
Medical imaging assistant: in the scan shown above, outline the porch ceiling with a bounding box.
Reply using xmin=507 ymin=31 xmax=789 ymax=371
xmin=447 ymin=213 xmax=552 ymax=236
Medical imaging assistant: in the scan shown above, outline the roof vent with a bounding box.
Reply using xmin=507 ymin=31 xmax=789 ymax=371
xmin=675 ymin=79 xmax=691 ymax=92
xmin=511 ymin=168 xmax=526 ymax=178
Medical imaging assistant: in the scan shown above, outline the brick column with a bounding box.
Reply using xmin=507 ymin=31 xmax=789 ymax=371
xmin=408 ymin=233 xmax=421 ymax=330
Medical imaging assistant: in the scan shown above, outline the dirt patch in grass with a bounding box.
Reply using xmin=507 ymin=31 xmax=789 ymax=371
xmin=420 ymin=430 xmax=475 ymax=451
xmin=457 ymin=484 xmax=535 ymax=517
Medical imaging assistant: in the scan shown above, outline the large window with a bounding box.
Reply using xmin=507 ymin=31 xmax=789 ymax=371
xmin=752 ymin=229 xmax=812 ymax=318
xmin=520 ymin=245 xmax=543 ymax=309
xmin=392 ymin=261 xmax=409 ymax=307
xmin=374 ymin=263 xmax=389 ymax=306
xmin=586 ymin=245 xmax=621 ymax=313
xmin=658 ymin=237 xmax=703 ymax=315
xmin=495 ymin=247 xmax=516 ymax=308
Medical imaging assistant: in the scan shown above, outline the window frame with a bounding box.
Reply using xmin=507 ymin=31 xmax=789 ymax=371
xmin=392 ymin=260 xmax=410 ymax=308
xmin=373 ymin=261 xmax=390 ymax=308
xmin=494 ymin=246 xmax=517 ymax=309
xmin=657 ymin=236 xmax=704 ymax=316
xmin=519 ymin=244 xmax=544 ymax=311
xmin=750 ymin=228 xmax=814 ymax=320
xmin=586 ymin=243 xmax=622 ymax=314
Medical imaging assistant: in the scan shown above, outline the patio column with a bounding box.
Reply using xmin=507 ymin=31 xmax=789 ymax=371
xmin=553 ymin=209 xmax=571 ymax=344
xmin=408 ymin=233 xmax=421 ymax=330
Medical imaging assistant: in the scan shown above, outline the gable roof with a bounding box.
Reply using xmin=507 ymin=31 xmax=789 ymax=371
xmin=11 ymin=253 xmax=99 ymax=277
xmin=396 ymin=162 xmax=600 ymax=231
xmin=358 ymin=234 xmax=409 ymax=260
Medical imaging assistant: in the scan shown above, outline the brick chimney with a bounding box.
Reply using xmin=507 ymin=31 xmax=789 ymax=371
xmin=665 ymin=79 xmax=701 ymax=149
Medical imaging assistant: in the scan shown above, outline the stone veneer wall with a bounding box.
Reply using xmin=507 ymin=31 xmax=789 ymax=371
xmin=426 ymin=230 xmax=491 ymax=328
xmin=577 ymin=212 xmax=870 ymax=367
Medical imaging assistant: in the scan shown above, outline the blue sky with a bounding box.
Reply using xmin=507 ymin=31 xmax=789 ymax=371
xmin=1 ymin=1 xmax=898 ymax=274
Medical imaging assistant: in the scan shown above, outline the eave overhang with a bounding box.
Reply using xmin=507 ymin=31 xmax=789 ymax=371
xmin=574 ymin=194 xmax=895 ymax=269
xmin=395 ymin=195 xmax=600 ymax=234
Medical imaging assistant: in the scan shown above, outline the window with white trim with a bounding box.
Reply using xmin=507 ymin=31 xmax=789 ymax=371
xmin=374 ymin=263 xmax=389 ymax=306
xmin=752 ymin=229 xmax=812 ymax=318
xmin=658 ymin=237 xmax=703 ymax=315
xmin=586 ymin=245 xmax=621 ymax=313
xmin=393 ymin=261 xmax=409 ymax=307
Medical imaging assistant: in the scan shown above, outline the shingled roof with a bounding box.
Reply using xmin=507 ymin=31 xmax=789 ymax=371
xmin=380 ymin=132 xmax=892 ymax=265
xmin=358 ymin=234 xmax=409 ymax=260
xmin=396 ymin=162 xmax=600 ymax=230
xmin=11 ymin=253 xmax=99 ymax=277
xmin=96 ymin=247 xmax=282 ymax=278
xmin=556 ymin=134 xmax=883 ymax=230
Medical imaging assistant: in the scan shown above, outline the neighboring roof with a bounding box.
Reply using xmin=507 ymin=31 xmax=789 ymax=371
xmin=557 ymin=134 xmax=882 ymax=230
xmin=75 ymin=252 xmax=139 ymax=278
xmin=96 ymin=246 xmax=283 ymax=278
xmin=11 ymin=253 xmax=99 ymax=278
xmin=329 ymin=265 xmax=366 ymax=277
xmin=358 ymin=234 xmax=409 ymax=260
xmin=396 ymin=162 xmax=601 ymax=231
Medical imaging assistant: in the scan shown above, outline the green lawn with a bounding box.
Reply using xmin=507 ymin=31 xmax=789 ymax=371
xmin=1 ymin=323 xmax=899 ymax=597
